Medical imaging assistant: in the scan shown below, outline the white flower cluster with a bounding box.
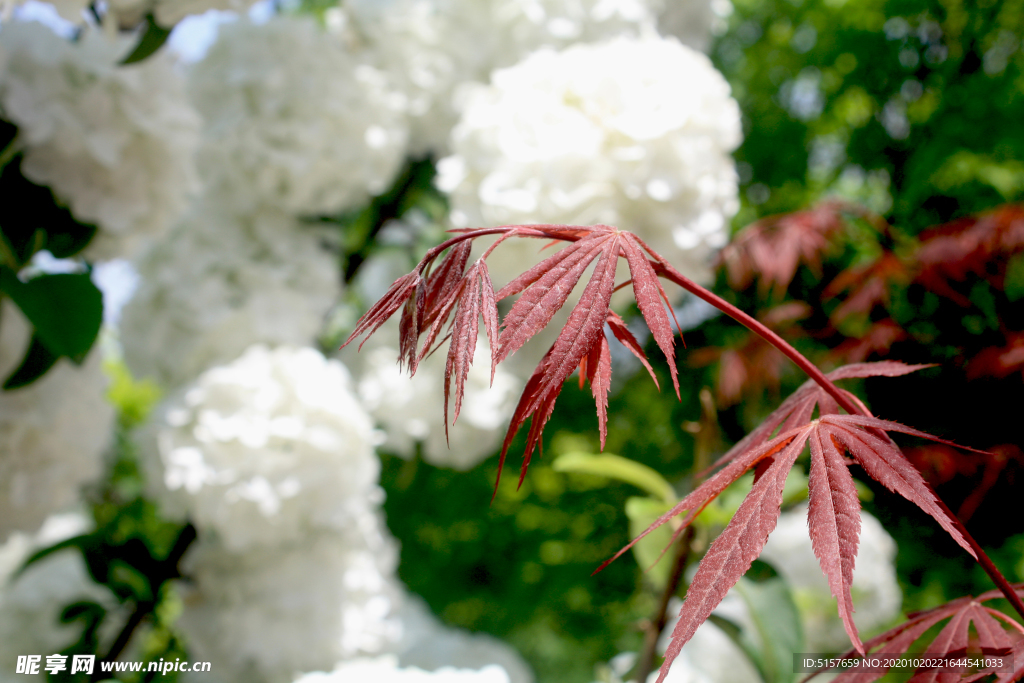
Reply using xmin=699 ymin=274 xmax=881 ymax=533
xmin=0 ymin=300 xmax=113 ymax=542
xmin=0 ymin=21 xmax=201 ymax=259
xmin=177 ymin=530 xmax=405 ymax=681
xmin=144 ymin=345 xmax=380 ymax=550
xmin=0 ymin=513 xmax=123 ymax=677
xmin=189 ymin=16 xmax=407 ymax=216
xmin=438 ymin=34 xmax=741 ymax=286
xmin=350 ymin=325 xmax=521 ymax=471
xmin=145 ymin=345 xmax=406 ymax=680
xmin=649 ymin=0 xmax=726 ymax=54
xmin=759 ymin=503 xmax=902 ymax=652
xmin=119 ymin=199 xmax=340 ymax=390
xmin=296 ymin=657 xmax=511 ymax=683
xmin=341 ymin=0 xmax=657 ymax=154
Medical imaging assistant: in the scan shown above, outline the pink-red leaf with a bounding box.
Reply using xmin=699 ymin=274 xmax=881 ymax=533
xmin=621 ymin=236 xmax=680 ymax=398
xmin=606 ymin=310 xmax=659 ymax=388
xmin=444 ymin=270 xmax=481 ymax=435
xmin=496 ymin=230 xmax=612 ymax=364
xmin=808 ymin=428 xmax=863 ymax=653
xmin=656 ymin=435 xmax=808 ymax=683
xmin=342 ymin=272 xmax=420 ymax=351
xmin=496 ymin=236 xmax=622 ymax=489
xmin=812 ymin=586 xmax=1024 ymax=683
xmin=584 ymin=333 xmax=612 ymax=449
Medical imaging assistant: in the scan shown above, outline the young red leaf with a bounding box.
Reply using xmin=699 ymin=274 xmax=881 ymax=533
xmin=825 ymin=414 xmax=977 ymax=559
xmin=606 ymin=310 xmax=659 ymax=387
xmin=806 ymin=585 xmax=1024 ymax=683
xmin=421 ymin=240 xmax=472 ymax=329
xmin=600 ymin=402 xmax=986 ymax=676
xmin=620 ymin=236 xmax=680 ymax=397
xmin=496 ymin=236 xmax=622 ymax=489
xmin=808 ymin=428 xmax=863 ymax=652
xmin=656 ymin=434 xmax=808 ymax=683
xmin=443 ymin=269 xmax=481 ymax=435
xmin=342 ymin=271 xmax=420 ymax=351
xmin=495 ymin=229 xmax=614 ymax=365
xmin=584 ymin=332 xmax=612 ymax=449
xmin=700 ymin=361 xmax=932 ymax=477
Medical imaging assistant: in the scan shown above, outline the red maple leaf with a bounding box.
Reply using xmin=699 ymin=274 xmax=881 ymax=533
xmin=342 ymin=225 xmax=1017 ymax=683
xmin=804 ymin=584 xmax=1024 ymax=683
xmin=342 ymin=224 xmax=681 ymax=493
xmin=594 ymin=362 xmax=984 ymax=683
xmin=491 ymin=225 xmax=680 ymax=489
xmin=915 ymin=204 xmax=1024 ymax=305
xmin=824 ymin=251 xmax=909 ymax=325
xmin=717 ymin=201 xmax=849 ymax=296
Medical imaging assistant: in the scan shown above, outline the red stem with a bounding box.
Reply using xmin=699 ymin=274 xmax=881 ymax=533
xmin=654 ymin=261 xmax=862 ymax=416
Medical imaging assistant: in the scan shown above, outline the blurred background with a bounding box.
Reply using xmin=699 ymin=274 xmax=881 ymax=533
xmin=0 ymin=0 xmax=1022 ymax=681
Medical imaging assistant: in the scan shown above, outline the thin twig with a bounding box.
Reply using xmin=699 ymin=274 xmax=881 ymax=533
xmin=633 ymin=527 xmax=694 ymax=683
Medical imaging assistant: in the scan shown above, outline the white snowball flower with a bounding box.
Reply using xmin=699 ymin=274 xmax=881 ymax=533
xmin=341 ymin=0 xmax=656 ymax=154
xmin=143 ymin=345 xmax=381 ymax=552
xmin=189 ymin=16 xmax=407 ymax=216
xmin=296 ymin=656 xmax=511 ymax=683
xmin=0 ymin=21 xmax=201 ymax=259
xmin=760 ymin=503 xmax=902 ymax=652
xmin=119 ymin=199 xmax=340 ymax=390
xmin=352 ymin=326 xmax=521 ymax=470
xmin=439 ymin=35 xmax=741 ymax=286
xmin=0 ymin=513 xmax=124 ymax=675
xmin=0 ymin=299 xmax=113 ymax=542
xmin=177 ymin=528 xmax=404 ymax=682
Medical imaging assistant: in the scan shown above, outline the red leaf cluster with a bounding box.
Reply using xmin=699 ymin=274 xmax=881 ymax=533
xmin=343 ymin=224 xmax=682 ymax=494
xmin=915 ymin=205 xmax=1024 ymax=305
xmin=595 ymin=362 xmax=984 ymax=683
xmin=717 ymin=201 xmax=850 ymax=295
xmin=806 ymin=584 xmax=1024 ymax=683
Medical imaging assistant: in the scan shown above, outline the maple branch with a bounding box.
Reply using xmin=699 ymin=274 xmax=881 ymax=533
xmin=932 ymin=495 xmax=1024 ymax=622
xmin=654 ymin=261 xmax=862 ymax=417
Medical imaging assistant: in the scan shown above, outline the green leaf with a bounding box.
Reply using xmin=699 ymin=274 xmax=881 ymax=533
xmin=2 ymin=332 xmax=59 ymax=389
xmin=1005 ymin=252 xmax=1024 ymax=301
xmin=0 ymin=151 xmax=95 ymax=264
xmin=0 ymin=268 xmax=103 ymax=362
xmin=552 ymin=452 xmax=676 ymax=503
xmin=624 ymin=496 xmax=676 ymax=588
xmin=121 ymin=15 xmax=172 ymax=65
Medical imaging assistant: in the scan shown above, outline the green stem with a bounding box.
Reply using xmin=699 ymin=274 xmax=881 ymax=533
xmin=0 ymin=134 xmax=20 ymax=172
